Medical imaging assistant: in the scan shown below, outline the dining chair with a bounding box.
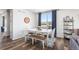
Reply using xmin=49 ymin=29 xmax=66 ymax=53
xmin=47 ymin=28 xmax=56 ymax=48
xmin=25 ymin=33 xmax=30 ymax=42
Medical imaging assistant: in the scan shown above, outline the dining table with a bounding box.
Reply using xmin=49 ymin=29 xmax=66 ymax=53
xmin=24 ymin=28 xmax=53 ymax=47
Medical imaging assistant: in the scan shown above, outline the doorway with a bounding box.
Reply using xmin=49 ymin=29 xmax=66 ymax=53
xmin=0 ymin=16 xmax=5 ymax=43
xmin=1 ymin=16 xmax=5 ymax=33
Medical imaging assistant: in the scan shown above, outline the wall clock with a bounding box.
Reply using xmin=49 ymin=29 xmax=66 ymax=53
xmin=24 ymin=17 xmax=30 ymax=24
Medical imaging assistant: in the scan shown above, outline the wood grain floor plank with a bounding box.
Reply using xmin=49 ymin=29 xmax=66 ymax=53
xmin=0 ymin=37 xmax=65 ymax=50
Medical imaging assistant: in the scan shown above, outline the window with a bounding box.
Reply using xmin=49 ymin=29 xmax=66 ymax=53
xmin=41 ymin=11 xmax=52 ymax=28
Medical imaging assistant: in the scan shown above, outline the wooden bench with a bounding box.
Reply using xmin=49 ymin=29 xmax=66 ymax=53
xmin=30 ymin=34 xmax=47 ymax=49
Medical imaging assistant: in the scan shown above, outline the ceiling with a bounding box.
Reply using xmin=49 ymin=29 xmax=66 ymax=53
xmin=28 ymin=9 xmax=53 ymax=13
xmin=0 ymin=9 xmax=54 ymax=14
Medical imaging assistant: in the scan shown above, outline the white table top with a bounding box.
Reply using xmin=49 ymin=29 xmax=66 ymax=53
xmin=26 ymin=28 xmax=52 ymax=34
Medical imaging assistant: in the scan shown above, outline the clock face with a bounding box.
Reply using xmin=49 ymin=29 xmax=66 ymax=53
xmin=24 ymin=17 xmax=30 ymax=24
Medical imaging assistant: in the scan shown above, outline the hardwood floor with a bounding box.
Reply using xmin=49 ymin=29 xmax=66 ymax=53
xmin=55 ymin=38 xmax=64 ymax=50
xmin=0 ymin=37 xmax=65 ymax=50
xmin=64 ymin=39 xmax=70 ymax=50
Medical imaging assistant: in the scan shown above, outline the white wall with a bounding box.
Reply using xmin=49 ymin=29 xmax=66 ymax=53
xmin=10 ymin=10 xmax=13 ymax=39
xmin=6 ymin=10 xmax=10 ymax=36
xmin=57 ymin=9 xmax=79 ymax=38
xmin=12 ymin=9 xmax=38 ymax=40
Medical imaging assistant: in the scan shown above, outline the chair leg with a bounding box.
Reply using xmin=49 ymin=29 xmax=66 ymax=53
xmin=42 ymin=41 xmax=45 ymax=49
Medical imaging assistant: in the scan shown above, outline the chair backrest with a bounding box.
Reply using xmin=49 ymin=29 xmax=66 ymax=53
xmin=51 ymin=28 xmax=55 ymax=42
xmin=51 ymin=28 xmax=55 ymax=38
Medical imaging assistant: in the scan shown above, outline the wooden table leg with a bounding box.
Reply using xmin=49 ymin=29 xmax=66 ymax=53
xmin=25 ymin=35 xmax=27 ymax=42
xmin=32 ymin=38 xmax=34 ymax=45
xmin=42 ymin=41 xmax=45 ymax=49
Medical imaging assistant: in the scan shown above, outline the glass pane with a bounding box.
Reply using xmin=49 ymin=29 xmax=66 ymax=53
xmin=41 ymin=11 xmax=52 ymax=28
xmin=47 ymin=11 xmax=52 ymax=25
xmin=41 ymin=13 xmax=47 ymax=25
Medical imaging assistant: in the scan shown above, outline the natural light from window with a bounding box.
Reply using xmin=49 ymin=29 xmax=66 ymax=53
xmin=41 ymin=11 xmax=52 ymax=28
